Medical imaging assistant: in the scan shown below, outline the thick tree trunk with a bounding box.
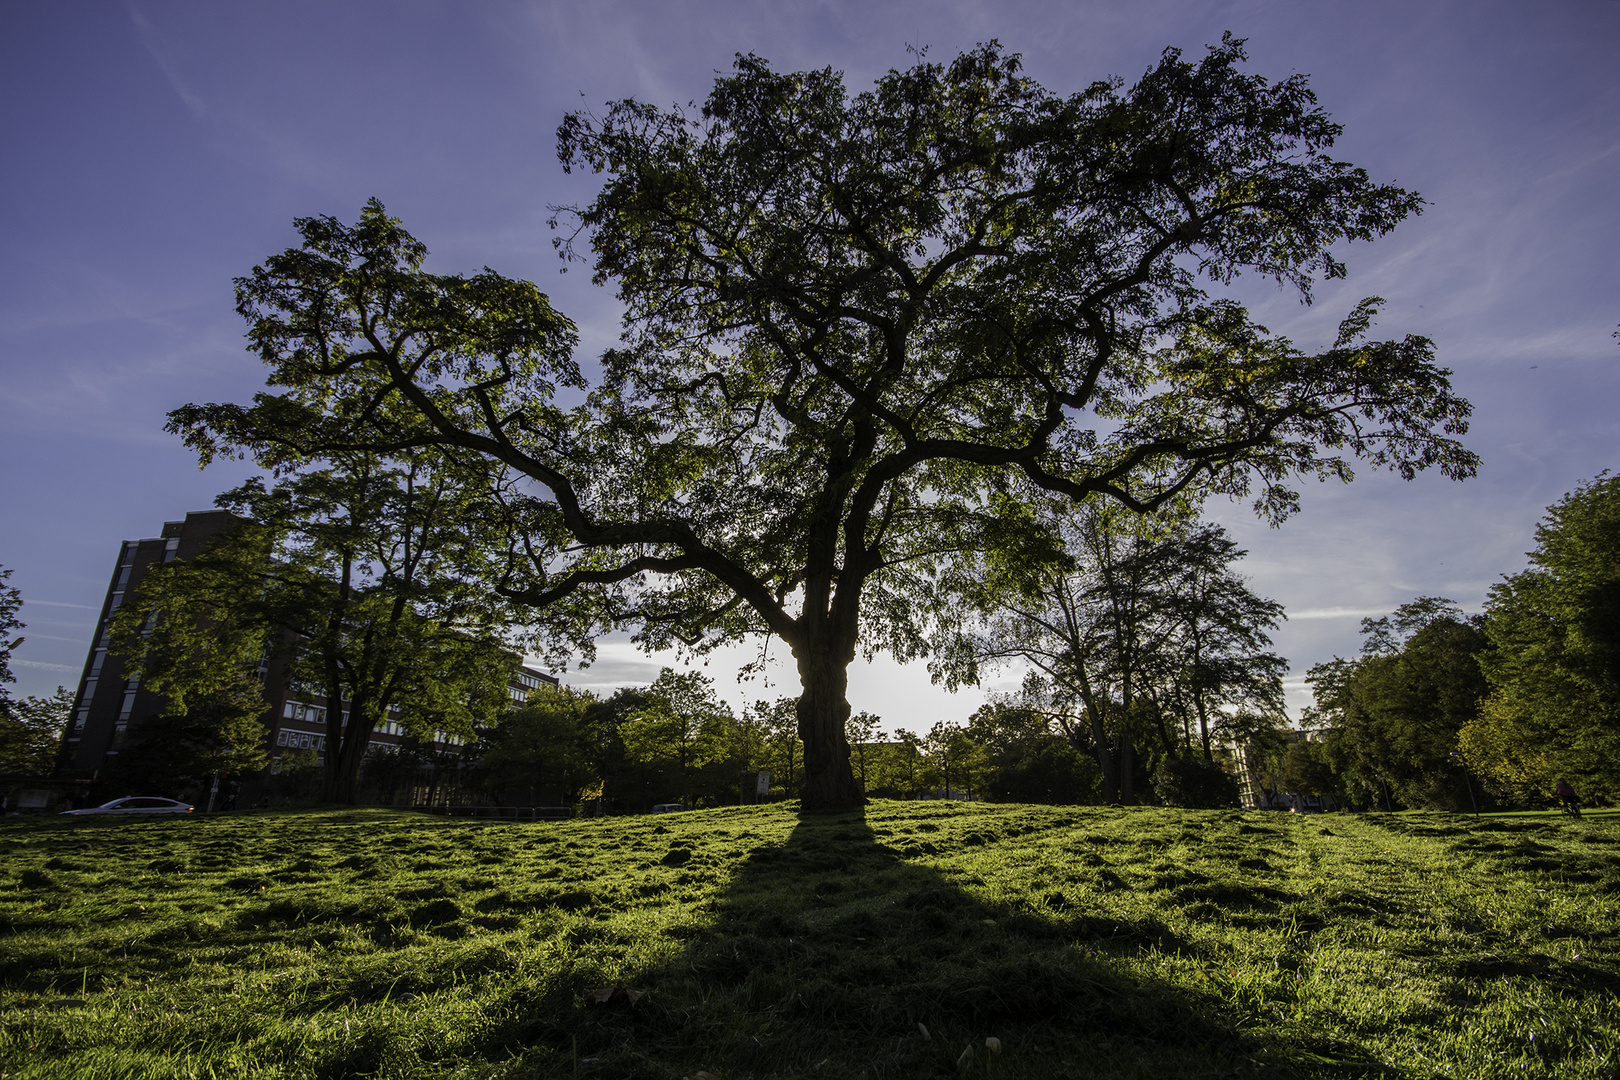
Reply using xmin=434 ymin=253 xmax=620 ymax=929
xmin=1084 ymin=701 xmax=1119 ymax=804
xmin=794 ymin=645 xmax=864 ymax=813
xmin=321 ymin=697 xmax=373 ymax=805
xmin=1118 ymin=732 xmax=1136 ymax=804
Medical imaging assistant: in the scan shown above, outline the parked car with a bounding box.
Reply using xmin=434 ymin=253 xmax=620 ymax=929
xmin=61 ymin=797 xmax=194 ymax=815
xmin=651 ymin=803 xmax=687 ymax=814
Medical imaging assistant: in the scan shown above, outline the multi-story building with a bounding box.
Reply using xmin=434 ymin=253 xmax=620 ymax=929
xmin=56 ymin=509 xmax=249 ymax=775
xmin=55 ymin=509 xmax=554 ymax=800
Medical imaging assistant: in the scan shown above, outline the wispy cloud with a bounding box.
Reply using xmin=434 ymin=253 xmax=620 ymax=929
xmin=126 ymin=3 xmax=206 ymax=118
xmin=21 ymin=600 xmax=98 ymax=610
xmin=1285 ymin=607 xmax=1392 ymax=621
xmin=12 ymin=659 xmax=81 ymax=673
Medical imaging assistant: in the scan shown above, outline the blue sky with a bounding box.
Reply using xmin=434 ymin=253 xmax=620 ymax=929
xmin=2 ymin=1 xmax=1616 ymax=729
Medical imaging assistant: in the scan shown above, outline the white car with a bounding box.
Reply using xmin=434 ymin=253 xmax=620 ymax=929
xmin=61 ymin=797 xmax=194 ymax=815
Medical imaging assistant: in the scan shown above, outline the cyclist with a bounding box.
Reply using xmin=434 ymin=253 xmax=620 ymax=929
xmin=1554 ymin=777 xmax=1581 ymax=818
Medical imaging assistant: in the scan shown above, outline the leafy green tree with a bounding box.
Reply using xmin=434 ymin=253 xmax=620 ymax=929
xmin=925 ymin=721 xmax=990 ymax=799
xmin=1152 ymin=755 xmax=1240 ymax=809
xmin=0 ymin=563 xmax=73 ymax=779
xmin=620 ymin=668 xmax=733 ymax=804
xmin=1276 ymin=736 xmax=1340 ymax=800
xmin=749 ymin=696 xmax=802 ymax=799
xmin=1473 ymin=473 xmax=1620 ymax=802
xmin=944 ymin=505 xmax=1286 ymax=802
xmin=965 ymin=699 xmax=1101 ymax=804
xmin=173 ymin=40 xmax=1476 ymax=811
xmin=1153 ymin=526 xmax=1289 ymax=761
xmin=844 ymin=709 xmax=881 ymax=793
xmin=1306 ymin=598 xmax=1489 ymax=809
xmin=111 ymin=455 xmax=518 ymax=804
xmin=481 ymin=683 xmax=597 ymax=804
xmin=0 ymin=687 xmax=72 ymax=777
xmin=865 ymin=728 xmax=928 ymax=799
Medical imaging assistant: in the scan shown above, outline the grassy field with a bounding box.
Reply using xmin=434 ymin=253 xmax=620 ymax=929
xmin=2 ymin=802 xmax=1616 ymax=1080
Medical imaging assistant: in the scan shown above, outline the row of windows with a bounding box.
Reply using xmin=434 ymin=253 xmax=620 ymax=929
xmin=277 ymin=730 xmax=326 ymax=751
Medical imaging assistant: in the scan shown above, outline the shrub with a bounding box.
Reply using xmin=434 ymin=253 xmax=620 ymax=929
xmin=1153 ymin=757 xmax=1240 ymax=809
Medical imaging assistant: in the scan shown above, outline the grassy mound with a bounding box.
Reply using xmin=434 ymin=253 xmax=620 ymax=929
xmin=1 ymin=802 xmax=1616 ymax=1078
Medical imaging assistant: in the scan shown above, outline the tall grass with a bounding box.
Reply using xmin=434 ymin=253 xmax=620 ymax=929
xmin=2 ymin=803 xmax=1615 ymax=1078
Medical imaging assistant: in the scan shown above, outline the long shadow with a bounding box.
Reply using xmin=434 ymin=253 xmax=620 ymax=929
xmin=478 ymin=804 xmax=1385 ymax=1080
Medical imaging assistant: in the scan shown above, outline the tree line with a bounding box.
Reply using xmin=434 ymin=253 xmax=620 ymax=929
xmin=1269 ymin=473 xmax=1619 ymax=811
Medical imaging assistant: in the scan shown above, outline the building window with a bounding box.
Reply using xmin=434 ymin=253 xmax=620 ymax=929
xmin=118 ymin=692 xmax=137 ymax=720
xmin=281 ymin=701 xmax=326 ymax=725
xmin=80 ymin=678 xmax=98 ymax=705
xmin=163 ymin=538 xmax=180 ymax=562
xmin=89 ymin=650 xmax=106 ymax=677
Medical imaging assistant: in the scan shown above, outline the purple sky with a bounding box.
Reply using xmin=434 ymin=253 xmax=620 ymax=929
xmin=3 ymin=1 xmax=1616 ymax=730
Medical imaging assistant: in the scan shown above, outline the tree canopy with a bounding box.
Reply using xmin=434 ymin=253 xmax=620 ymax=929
xmin=171 ymin=39 xmax=1475 ymax=811
xmin=1470 ymin=473 xmax=1620 ymax=802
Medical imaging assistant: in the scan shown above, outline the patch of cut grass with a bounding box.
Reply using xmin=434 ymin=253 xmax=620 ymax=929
xmin=1 ymin=803 xmax=1616 ymax=1078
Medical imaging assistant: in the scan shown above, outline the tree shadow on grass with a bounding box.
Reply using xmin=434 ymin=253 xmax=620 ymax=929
xmin=483 ymin=805 xmax=1383 ymax=1080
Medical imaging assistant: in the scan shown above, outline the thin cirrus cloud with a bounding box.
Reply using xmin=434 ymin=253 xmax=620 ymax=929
xmin=126 ymin=3 xmax=207 ymax=119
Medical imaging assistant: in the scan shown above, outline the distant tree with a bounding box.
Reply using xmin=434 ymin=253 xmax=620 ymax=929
xmin=690 ymin=708 xmax=768 ymax=806
xmin=1306 ymin=598 xmax=1489 ymax=809
xmin=101 ymin=682 xmax=268 ymax=798
xmin=924 ymin=721 xmax=992 ymax=799
xmin=620 ymin=668 xmax=733 ymax=804
xmin=1472 ymin=473 xmax=1620 ymax=802
xmin=1152 ymin=526 xmax=1289 ymax=761
xmin=750 ymin=696 xmax=803 ymax=799
xmin=1276 ymin=736 xmax=1340 ymax=799
xmin=865 ymin=728 xmax=928 ymax=799
xmin=175 ymin=39 xmax=1476 ymax=812
xmin=0 ymin=563 xmax=69 ymax=779
xmin=966 ymin=699 xmax=1101 ymax=803
xmin=942 ymin=505 xmax=1286 ymax=803
xmin=0 ymin=686 xmax=72 ymax=777
xmin=844 ymin=709 xmax=881 ymax=792
xmin=481 ymin=683 xmax=597 ymax=804
xmin=579 ymin=686 xmax=655 ymax=811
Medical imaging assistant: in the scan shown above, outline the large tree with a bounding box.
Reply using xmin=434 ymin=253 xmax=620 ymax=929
xmin=172 ymin=40 xmax=1475 ymax=811
xmin=1471 ymin=473 xmax=1620 ymax=802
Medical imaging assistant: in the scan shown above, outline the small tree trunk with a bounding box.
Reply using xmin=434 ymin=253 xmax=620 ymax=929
xmin=794 ymin=645 xmax=864 ymax=813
